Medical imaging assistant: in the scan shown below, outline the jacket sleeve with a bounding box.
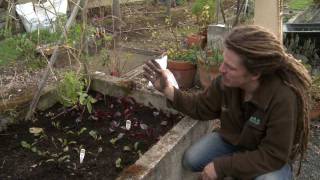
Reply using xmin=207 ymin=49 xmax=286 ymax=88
xmin=213 ymin=94 xmax=297 ymax=179
xmin=168 ymin=76 xmax=223 ymax=120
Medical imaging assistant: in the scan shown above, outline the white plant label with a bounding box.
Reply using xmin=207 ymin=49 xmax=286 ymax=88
xmin=80 ymin=148 xmax=86 ymax=164
xmin=126 ymin=120 xmax=131 ymax=130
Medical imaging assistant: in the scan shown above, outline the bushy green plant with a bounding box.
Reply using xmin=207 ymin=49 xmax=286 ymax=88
xmin=0 ymin=17 xmax=86 ymax=67
xmin=78 ymin=92 xmax=97 ymax=114
xmin=0 ymin=33 xmax=36 ymax=66
xmin=167 ymin=48 xmax=198 ymax=64
xmin=57 ymin=71 xmax=85 ymax=107
xmin=191 ymin=0 xmax=216 ymax=31
xmin=57 ymin=71 xmax=97 ymax=113
xmin=29 ymin=29 xmax=60 ymax=45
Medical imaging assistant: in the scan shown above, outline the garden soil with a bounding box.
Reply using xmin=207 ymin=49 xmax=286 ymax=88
xmin=0 ymin=93 xmax=182 ymax=179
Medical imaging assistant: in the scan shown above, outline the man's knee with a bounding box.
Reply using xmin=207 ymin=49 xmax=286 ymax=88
xmin=182 ymin=150 xmax=199 ymax=171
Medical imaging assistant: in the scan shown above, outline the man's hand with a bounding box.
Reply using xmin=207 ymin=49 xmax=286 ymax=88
xmin=143 ymin=60 xmax=174 ymax=100
xmin=201 ymin=162 xmax=218 ymax=180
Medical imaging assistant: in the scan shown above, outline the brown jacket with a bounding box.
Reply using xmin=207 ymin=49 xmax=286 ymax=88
xmin=169 ymin=75 xmax=298 ymax=179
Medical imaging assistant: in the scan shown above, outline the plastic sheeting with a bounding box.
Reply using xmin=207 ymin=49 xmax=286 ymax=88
xmin=16 ymin=0 xmax=68 ymax=32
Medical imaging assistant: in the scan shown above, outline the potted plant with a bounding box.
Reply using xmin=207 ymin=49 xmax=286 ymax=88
xmin=197 ymin=46 xmax=223 ymax=89
xmin=167 ymin=48 xmax=198 ymax=90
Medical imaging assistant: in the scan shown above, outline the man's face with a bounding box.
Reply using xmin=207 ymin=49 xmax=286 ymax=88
xmin=219 ymin=48 xmax=257 ymax=88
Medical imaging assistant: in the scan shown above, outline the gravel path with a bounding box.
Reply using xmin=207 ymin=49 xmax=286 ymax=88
xmin=295 ymin=120 xmax=320 ymax=180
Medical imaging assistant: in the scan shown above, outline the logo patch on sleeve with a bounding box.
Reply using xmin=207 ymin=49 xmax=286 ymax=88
xmin=248 ymin=116 xmax=261 ymax=125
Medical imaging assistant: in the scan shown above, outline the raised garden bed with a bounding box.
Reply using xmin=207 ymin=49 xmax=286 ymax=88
xmin=0 ymin=92 xmax=182 ymax=179
xmin=0 ymin=74 xmax=214 ymax=180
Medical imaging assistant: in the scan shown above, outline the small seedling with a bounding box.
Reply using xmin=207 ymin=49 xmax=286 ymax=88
xmin=51 ymin=121 xmax=61 ymax=129
xmin=134 ymin=142 xmax=140 ymax=151
xmin=110 ymin=133 xmax=124 ymax=145
xmin=89 ymin=130 xmax=102 ymax=141
xmin=123 ymin=146 xmax=131 ymax=151
xmin=140 ymin=123 xmax=148 ymax=130
xmin=29 ymin=127 xmax=44 ymax=136
xmin=115 ymin=158 xmax=122 ymax=168
xmin=77 ymin=127 xmax=87 ymax=136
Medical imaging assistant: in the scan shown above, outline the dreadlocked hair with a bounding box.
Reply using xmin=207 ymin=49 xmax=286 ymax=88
xmin=224 ymin=25 xmax=311 ymax=175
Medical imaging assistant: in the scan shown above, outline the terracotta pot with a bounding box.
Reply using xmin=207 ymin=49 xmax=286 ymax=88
xmin=185 ymin=34 xmax=205 ymax=48
xmin=167 ymin=60 xmax=197 ymax=90
xmin=110 ymin=70 xmax=120 ymax=77
xmin=198 ymin=63 xmax=220 ymax=89
xmin=310 ymin=101 xmax=320 ymax=120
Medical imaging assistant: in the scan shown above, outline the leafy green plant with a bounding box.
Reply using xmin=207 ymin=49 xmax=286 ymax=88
xmin=115 ymin=157 xmax=122 ymax=168
xmin=89 ymin=130 xmax=102 ymax=141
xmin=21 ymin=141 xmax=47 ymax=156
xmin=57 ymin=71 xmax=85 ymax=107
xmin=57 ymin=71 xmax=97 ymax=114
xmin=167 ymin=48 xmax=198 ymax=64
xmin=78 ymin=92 xmax=97 ymax=114
xmin=191 ymin=0 xmax=216 ymax=32
xmin=0 ymin=33 xmax=36 ymax=66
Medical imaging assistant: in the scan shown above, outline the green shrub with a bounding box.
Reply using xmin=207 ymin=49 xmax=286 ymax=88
xmin=191 ymin=0 xmax=216 ymax=30
xmin=57 ymin=71 xmax=85 ymax=107
xmin=168 ymin=48 xmax=198 ymax=64
xmin=0 ymin=34 xmax=36 ymax=66
xmin=57 ymin=71 xmax=97 ymax=113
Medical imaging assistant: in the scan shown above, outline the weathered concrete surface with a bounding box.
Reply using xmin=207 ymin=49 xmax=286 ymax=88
xmin=90 ymin=74 xmax=177 ymax=113
xmin=0 ymin=85 xmax=57 ymax=131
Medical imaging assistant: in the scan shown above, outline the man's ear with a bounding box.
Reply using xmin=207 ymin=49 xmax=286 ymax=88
xmin=251 ymin=72 xmax=261 ymax=81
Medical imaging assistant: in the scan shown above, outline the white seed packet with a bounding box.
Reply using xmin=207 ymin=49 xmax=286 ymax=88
xmin=126 ymin=120 xmax=131 ymax=130
xmin=147 ymin=55 xmax=179 ymax=89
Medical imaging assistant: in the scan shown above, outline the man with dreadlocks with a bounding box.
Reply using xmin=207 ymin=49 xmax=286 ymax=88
xmin=143 ymin=25 xmax=311 ymax=180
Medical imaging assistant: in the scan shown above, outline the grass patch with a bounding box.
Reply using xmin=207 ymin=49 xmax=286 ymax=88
xmin=289 ymin=0 xmax=313 ymax=10
xmin=0 ymin=24 xmax=83 ymax=68
xmin=0 ymin=38 xmax=22 ymax=66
